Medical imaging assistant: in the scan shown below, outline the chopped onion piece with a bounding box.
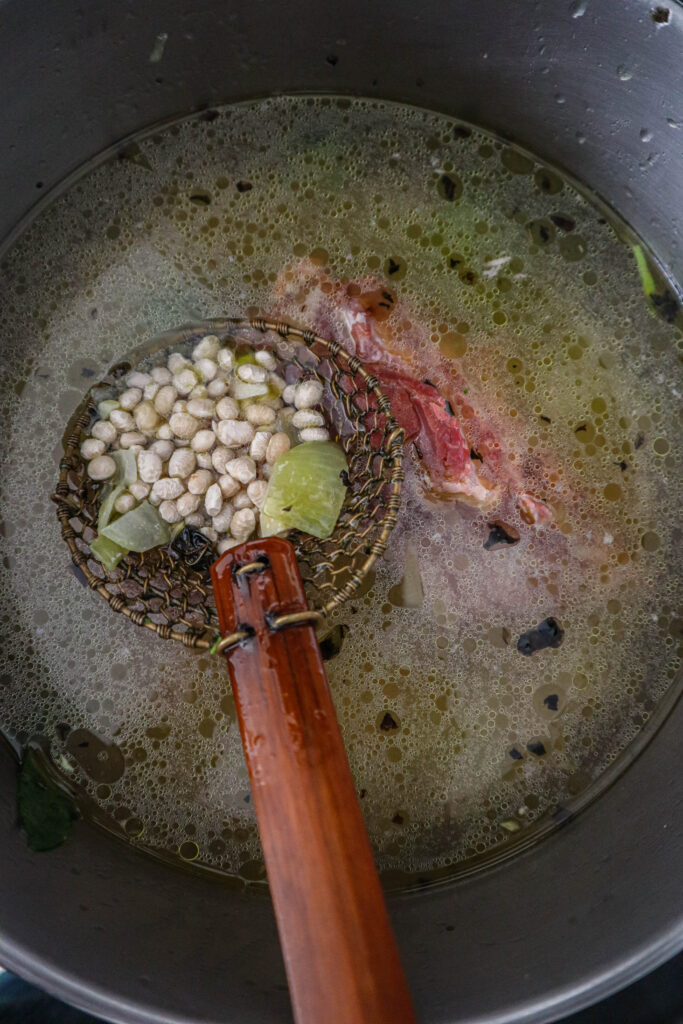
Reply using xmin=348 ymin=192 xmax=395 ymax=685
xmin=101 ymin=500 xmax=172 ymax=552
xmin=97 ymin=483 xmax=126 ymax=531
xmin=232 ymin=378 xmax=269 ymax=400
xmin=260 ymin=441 xmax=348 ymax=540
xmin=111 ymin=448 xmax=138 ymax=485
xmin=90 ymin=534 xmax=127 ymax=570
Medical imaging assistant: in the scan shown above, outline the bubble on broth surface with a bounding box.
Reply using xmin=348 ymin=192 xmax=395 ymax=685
xmin=0 ymin=96 xmax=680 ymax=886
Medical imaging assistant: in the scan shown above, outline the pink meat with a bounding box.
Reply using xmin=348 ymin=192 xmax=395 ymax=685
xmin=271 ymin=259 xmax=552 ymax=524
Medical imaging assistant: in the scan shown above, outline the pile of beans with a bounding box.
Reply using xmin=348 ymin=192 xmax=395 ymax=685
xmin=82 ymin=334 xmax=327 ymax=553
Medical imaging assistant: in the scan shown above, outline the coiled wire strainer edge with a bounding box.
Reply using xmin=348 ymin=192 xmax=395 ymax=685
xmin=52 ymin=317 xmax=405 ymax=651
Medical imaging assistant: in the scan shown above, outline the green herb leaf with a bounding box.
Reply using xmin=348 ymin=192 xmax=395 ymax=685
xmin=18 ymin=749 xmax=79 ymax=852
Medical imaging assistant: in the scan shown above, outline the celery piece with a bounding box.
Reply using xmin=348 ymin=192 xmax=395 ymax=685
xmin=633 ymin=244 xmax=656 ymax=299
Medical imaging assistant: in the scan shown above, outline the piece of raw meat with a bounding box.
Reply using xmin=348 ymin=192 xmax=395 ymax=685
xmin=272 ymin=259 xmax=552 ymax=524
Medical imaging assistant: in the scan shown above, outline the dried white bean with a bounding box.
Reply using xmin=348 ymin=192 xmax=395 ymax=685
xmin=137 ymin=451 xmax=163 ymax=483
xmin=282 ymin=384 xmax=296 ymax=405
xmin=168 ymin=448 xmax=196 ymax=478
xmin=128 ymin=481 xmax=151 ymax=501
xmin=154 ymin=385 xmax=178 ymax=417
xmin=195 ymin=357 xmax=218 ymax=381
xmin=217 ymin=348 xmax=234 ymax=370
xmin=156 ymin=422 xmax=173 ymax=441
xmin=260 ymin=396 xmax=284 ymax=411
xmin=177 ymin=492 xmax=202 ymax=517
xmin=233 ymin=490 xmax=253 ymax=510
xmin=215 ymin=396 xmax=239 ymax=420
xmin=196 ymin=452 xmax=213 ymax=469
xmin=172 ymin=400 xmax=188 ymax=415
xmin=191 ymin=429 xmax=216 ymax=453
xmin=204 ymin=483 xmax=223 ymax=517
xmin=203 ymin=526 xmax=218 ymax=543
xmin=80 ymin=438 xmax=105 ymax=460
xmin=187 ymin=397 xmax=216 ymax=419
xmin=151 ymin=365 xmax=173 ymax=385
xmin=217 ymin=537 xmax=240 ymax=554
xmin=167 ymin=352 xmax=190 ymax=373
xmin=192 ymin=335 xmax=220 ymax=361
xmin=269 ymin=372 xmax=288 ymax=394
xmin=236 ymin=363 xmax=268 ymax=384
xmin=250 ymin=430 xmax=272 ymax=462
xmin=143 ymin=382 xmax=160 ymax=402
xmin=184 ymin=513 xmax=204 ymax=528
xmin=245 ymin=403 xmax=276 ymax=426
xmin=109 ymin=408 xmax=136 ymax=431
xmin=247 ymin=480 xmax=268 ymax=508
xmin=133 ymin=401 xmax=160 ymax=433
xmin=87 ymin=455 xmax=117 ymax=480
xmin=114 ymin=492 xmax=137 ymax=514
xmin=91 ymin=419 xmax=117 ymax=444
xmin=218 ymin=474 xmax=241 ymax=499
xmin=159 ymin=500 xmax=182 ymax=524
xmin=225 ymin=456 xmax=257 ymax=484
xmin=98 ymin=400 xmax=120 ymax=421
xmin=254 ymin=349 xmax=278 ymax=370
xmin=119 ymin=387 xmax=143 ymax=410
xmin=173 ymin=368 xmax=198 ymax=396
xmin=189 ymin=383 xmax=207 ymax=399
xmin=151 ymin=477 xmax=185 ymax=502
xmin=187 ymin=469 xmax=214 ymax=495
xmin=294 ymin=379 xmax=324 ymax=409
xmin=230 ymin=507 xmax=256 ymax=541
xmin=149 ymin=439 xmax=175 ymax=460
xmin=299 ymin=427 xmax=330 ymax=442
xmin=127 ymin=371 xmax=152 ymax=389
xmin=216 ymin=419 xmax=254 ymax=447
xmin=211 ymin=446 xmax=232 ymax=474
xmin=206 ymin=378 xmax=228 ymax=398
xmin=212 ymin=506 xmax=233 ymax=533
xmin=266 ymin=432 xmax=291 ymax=464
xmin=119 ymin=431 xmax=147 ymax=449
xmin=169 ymin=412 xmax=200 ymax=439
xmin=292 ymin=409 xmax=325 ymax=428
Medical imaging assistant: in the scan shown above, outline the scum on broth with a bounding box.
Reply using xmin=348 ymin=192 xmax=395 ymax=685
xmin=0 ymin=96 xmax=680 ymax=886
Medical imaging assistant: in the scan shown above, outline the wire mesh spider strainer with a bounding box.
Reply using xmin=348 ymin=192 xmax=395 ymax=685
xmin=52 ymin=316 xmax=416 ymax=1024
xmin=53 ymin=317 xmax=405 ymax=650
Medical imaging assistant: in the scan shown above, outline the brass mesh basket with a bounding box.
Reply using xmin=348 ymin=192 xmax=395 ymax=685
xmin=53 ymin=318 xmax=405 ymax=650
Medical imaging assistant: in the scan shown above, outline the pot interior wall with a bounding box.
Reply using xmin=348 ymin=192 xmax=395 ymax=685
xmin=0 ymin=1 xmax=681 ymax=1022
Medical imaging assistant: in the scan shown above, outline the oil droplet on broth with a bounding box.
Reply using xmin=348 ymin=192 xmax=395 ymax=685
xmin=0 ymin=96 xmax=680 ymax=888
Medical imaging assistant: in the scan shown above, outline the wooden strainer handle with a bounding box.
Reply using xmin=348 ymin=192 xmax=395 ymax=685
xmin=211 ymin=537 xmax=416 ymax=1024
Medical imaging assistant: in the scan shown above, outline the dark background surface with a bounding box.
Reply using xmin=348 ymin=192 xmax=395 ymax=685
xmin=1 ymin=954 xmax=682 ymax=1024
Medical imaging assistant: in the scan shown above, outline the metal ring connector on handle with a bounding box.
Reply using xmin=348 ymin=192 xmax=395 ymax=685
xmin=213 ymin=628 xmax=254 ymax=654
xmin=270 ymin=610 xmax=324 ymax=630
xmin=212 ymin=610 xmax=323 ymax=655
